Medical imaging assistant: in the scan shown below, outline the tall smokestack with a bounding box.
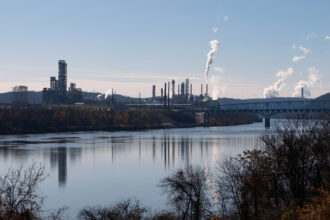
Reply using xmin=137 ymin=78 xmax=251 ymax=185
xmin=181 ymin=82 xmax=185 ymax=96
xmin=201 ymin=84 xmax=203 ymax=96
xmin=152 ymin=85 xmax=156 ymax=100
xmin=178 ymin=84 xmax=180 ymax=95
xmin=164 ymin=83 xmax=167 ymax=108
xmin=206 ymin=84 xmax=208 ymax=96
xmin=161 ymin=88 xmax=163 ymax=98
xmin=301 ymin=87 xmax=304 ymax=99
xmin=190 ymin=84 xmax=192 ymax=96
xmin=185 ymin=79 xmax=189 ymax=95
xmin=168 ymin=82 xmax=170 ymax=107
xmin=172 ymin=80 xmax=175 ymax=97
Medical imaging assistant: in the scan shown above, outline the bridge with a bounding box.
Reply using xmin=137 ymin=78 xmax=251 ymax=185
xmin=215 ymin=100 xmax=330 ymax=127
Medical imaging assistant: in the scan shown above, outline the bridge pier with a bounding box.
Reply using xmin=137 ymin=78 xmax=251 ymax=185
xmin=265 ymin=117 xmax=270 ymax=128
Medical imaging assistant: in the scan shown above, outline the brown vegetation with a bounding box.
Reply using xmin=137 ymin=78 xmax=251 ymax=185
xmin=0 ymin=107 xmax=260 ymax=135
xmin=159 ymin=165 xmax=211 ymax=219
xmin=0 ymin=163 xmax=47 ymax=220
xmin=215 ymin=116 xmax=329 ymax=219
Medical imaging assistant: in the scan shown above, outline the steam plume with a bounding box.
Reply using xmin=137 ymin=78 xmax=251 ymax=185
xmin=292 ymin=46 xmax=309 ymax=62
xmin=204 ymin=40 xmax=220 ymax=78
xmin=209 ymin=75 xmax=226 ymax=100
xmin=292 ymin=67 xmax=320 ymax=97
xmin=264 ymin=67 xmax=293 ymax=98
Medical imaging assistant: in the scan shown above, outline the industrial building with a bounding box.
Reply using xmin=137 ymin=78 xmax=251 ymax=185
xmin=42 ymin=60 xmax=83 ymax=104
xmin=148 ymin=78 xmax=211 ymax=106
xmin=12 ymin=85 xmax=29 ymax=106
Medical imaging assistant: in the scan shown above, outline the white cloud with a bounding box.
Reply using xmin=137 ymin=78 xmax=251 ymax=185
xmin=212 ymin=27 xmax=218 ymax=33
xmin=292 ymin=46 xmax=309 ymax=62
xmin=292 ymin=56 xmax=306 ymax=62
xmin=306 ymin=32 xmax=317 ymax=40
xmin=214 ymin=67 xmax=225 ymax=73
xmin=325 ymin=35 xmax=330 ymax=40
xmin=223 ymin=16 xmax=229 ymax=21
xmin=299 ymin=46 xmax=309 ymax=55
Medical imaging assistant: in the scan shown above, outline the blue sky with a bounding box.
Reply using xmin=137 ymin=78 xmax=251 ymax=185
xmin=0 ymin=0 xmax=329 ymax=98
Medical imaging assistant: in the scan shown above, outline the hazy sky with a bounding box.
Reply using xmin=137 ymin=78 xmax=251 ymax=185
xmin=0 ymin=0 xmax=329 ymax=98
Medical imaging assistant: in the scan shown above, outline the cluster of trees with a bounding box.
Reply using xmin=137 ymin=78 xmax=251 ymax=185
xmin=0 ymin=108 xmax=192 ymax=134
xmin=0 ymin=107 xmax=259 ymax=135
xmin=1 ymin=116 xmax=328 ymax=219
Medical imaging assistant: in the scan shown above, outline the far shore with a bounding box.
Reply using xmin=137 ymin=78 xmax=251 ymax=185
xmin=0 ymin=108 xmax=261 ymax=135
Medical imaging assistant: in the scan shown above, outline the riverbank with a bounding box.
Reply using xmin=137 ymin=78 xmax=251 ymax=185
xmin=0 ymin=108 xmax=261 ymax=135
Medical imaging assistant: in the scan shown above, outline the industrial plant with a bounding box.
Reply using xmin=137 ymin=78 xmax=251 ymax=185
xmin=149 ymin=79 xmax=211 ymax=106
xmin=42 ymin=60 xmax=83 ymax=104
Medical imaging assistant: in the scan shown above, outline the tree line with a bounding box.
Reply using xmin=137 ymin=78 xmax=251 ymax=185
xmin=0 ymin=107 xmax=260 ymax=135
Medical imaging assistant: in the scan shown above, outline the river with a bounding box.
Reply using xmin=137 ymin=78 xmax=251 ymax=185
xmin=0 ymin=119 xmax=274 ymax=218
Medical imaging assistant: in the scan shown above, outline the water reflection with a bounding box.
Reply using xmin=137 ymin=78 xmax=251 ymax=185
xmin=0 ymin=134 xmax=263 ymax=187
xmin=0 ymin=124 xmax=266 ymax=215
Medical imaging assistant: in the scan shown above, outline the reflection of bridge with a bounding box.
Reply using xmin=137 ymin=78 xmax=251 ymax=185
xmin=214 ymin=100 xmax=329 ymax=127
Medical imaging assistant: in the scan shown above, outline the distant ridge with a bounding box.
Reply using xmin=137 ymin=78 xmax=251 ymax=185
xmin=307 ymin=92 xmax=330 ymax=109
xmin=314 ymin=92 xmax=330 ymax=101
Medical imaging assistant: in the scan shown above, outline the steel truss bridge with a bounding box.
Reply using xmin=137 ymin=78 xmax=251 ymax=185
xmin=213 ymin=100 xmax=329 ymax=127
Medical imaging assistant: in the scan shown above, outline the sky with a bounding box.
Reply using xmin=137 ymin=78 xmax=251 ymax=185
xmin=0 ymin=0 xmax=329 ymax=98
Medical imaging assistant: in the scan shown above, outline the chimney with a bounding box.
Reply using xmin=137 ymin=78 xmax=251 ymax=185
xmin=206 ymin=84 xmax=208 ymax=96
xmin=301 ymin=87 xmax=304 ymax=99
xmin=164 ymin=83 xmax=167 ymax=107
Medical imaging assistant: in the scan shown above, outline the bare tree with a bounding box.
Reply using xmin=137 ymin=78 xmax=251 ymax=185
xmin=46 ymin=206 xmax=69 ymax=220
xmin=215 ymin=115 xmax=330 ymax=219
xmin=78 ymin=198 xmax=148 ymax=220
xmin=158 ymin=164 xmax=211 ymax=220
xmin=262 ymin=115 xmax=330 ymax=205
xmin=0 ymin=162 xmax=48 ymax=219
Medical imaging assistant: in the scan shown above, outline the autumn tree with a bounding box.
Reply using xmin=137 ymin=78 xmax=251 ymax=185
xmin=159 ymin=164 xmax=211 ymax=220
xmin=0 ymin=163 xmax=48 ymax=219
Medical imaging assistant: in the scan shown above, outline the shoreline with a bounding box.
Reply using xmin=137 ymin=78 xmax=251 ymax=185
xmin=0 ymin=120 xmax=262 ymax=136
xmin=0 ymin=108 xmax=261 ymax=135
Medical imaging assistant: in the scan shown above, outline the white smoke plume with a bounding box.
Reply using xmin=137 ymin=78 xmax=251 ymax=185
xmin=292 ymin=46 xmax=309 ymax=62
xmin=209 ymin=75 xmax=226 ymax=100
xmin=105 ymin=89 xmax=112 ymax=99
xmin=325 ymin=35 xmax=330 ymax=40
xmin=292 ymin=67 xmax=320 ymax=97
xmin=204 ymin=40 xmax=220 ymax=79
xmin=96 ymin=94 xmax=104 ymax=100
xmin=214 ymin=66 xmax=225 ymax=74
xmin=264 ymin=67 xmax=293 ymax=98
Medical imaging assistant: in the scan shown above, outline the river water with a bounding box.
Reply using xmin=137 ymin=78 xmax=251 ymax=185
xmin=0 ymin=120 xmax=272 ymax=218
